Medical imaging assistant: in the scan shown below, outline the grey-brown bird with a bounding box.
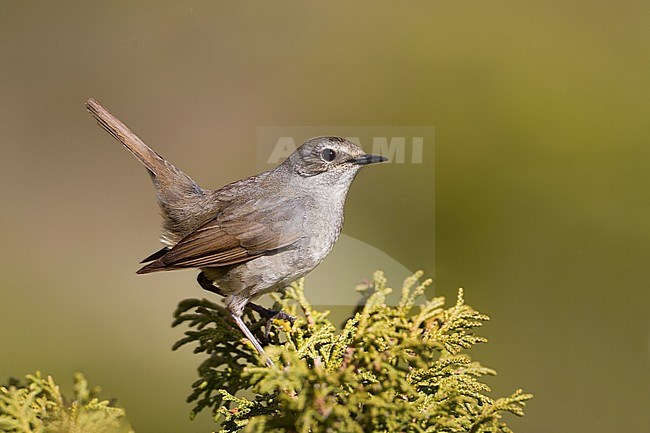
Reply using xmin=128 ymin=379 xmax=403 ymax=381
xmin=86 ymin=98 xmax=387 ymax=366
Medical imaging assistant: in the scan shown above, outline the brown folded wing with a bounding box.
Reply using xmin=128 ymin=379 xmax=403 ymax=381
xmin=137 ymin=196 xmax=303 ymax=273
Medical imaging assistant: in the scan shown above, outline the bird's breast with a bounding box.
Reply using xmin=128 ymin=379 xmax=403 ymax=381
xmin=299 ymin=187 xmax=348 ymax=268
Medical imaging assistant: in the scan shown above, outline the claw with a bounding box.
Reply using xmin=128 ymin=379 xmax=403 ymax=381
xmin=249 ymin=304 xmax=295 ymax=323
xmin=269 ymin=310 xmax=296 ymax=324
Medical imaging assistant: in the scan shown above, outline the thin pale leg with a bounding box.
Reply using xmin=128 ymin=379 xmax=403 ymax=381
xmin=197 ymin=272 xmax=280 ymax=366
xmin=197 ymin=272 xmax=295 ymax=322
xmin=231 ymin=313 xmax=275 ymax=367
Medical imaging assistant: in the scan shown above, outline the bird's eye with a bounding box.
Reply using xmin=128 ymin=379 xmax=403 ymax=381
xmin=321 ymin=148 xmax=337 ymax=162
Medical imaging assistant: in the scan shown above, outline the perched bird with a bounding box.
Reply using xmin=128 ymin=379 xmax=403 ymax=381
xmin=86 ymin=99 xmax=387 ymax=366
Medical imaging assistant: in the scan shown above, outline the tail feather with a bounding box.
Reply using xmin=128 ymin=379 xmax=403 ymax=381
xmin=136 ymin=259 xmax=168 ymax=274
xmin=86 ymin=98 xmax=215 ymax=246
xmin=86 ymin=98 xmax=168 ymax=176
xmin=86 ymin=98 xmax=200 ymax=191
xmin=140 ymin=247 xmax=170 ymax=263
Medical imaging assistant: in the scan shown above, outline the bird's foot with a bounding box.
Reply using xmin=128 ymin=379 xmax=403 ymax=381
xmin=247 ymin=303 xmax=296 ymax=324
xmin=244 ymin=304 xmax=296 ymax=343
xmin=269 ymin=310 xmax=296 ymax=324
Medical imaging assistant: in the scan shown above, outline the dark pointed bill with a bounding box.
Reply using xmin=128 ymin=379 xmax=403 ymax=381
xmin=349 ymin=154 xmax=389 ymax=165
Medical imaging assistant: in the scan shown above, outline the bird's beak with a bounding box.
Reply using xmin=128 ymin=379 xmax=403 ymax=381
xmin=349 ymin=154 xmax=389 ymax=165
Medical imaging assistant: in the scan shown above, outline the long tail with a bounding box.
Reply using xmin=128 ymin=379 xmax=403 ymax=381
xmin=86 ymin=98 xmax=215 ymax=247
xmin=86 ymin=98 xmax=185 ymax=180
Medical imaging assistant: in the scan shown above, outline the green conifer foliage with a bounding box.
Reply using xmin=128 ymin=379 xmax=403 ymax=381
xmin=0 ymin=372 xmax=132 ymax=433
xmin=173 ymin=271 xmax=533 ymax=432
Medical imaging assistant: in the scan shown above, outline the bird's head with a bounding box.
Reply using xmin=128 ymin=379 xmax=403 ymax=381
xmin=286 ymin=136 xmax=388 ymax=178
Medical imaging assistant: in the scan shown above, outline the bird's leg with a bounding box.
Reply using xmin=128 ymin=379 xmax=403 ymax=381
xmin=231 ymin=313 xmax=275 ymax=367
xmin=197 ymin=272 xmax=278 ymax=367
xmin=197 ymin=272 xmax=295 ymax=323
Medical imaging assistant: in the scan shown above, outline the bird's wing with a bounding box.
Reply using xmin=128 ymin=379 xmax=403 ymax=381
xmin=137 ymin=196 xmax=303 ymax=273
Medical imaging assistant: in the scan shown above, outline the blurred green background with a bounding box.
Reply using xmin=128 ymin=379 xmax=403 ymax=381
xmin=2 ymin=1 xmax=649 ymax=432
